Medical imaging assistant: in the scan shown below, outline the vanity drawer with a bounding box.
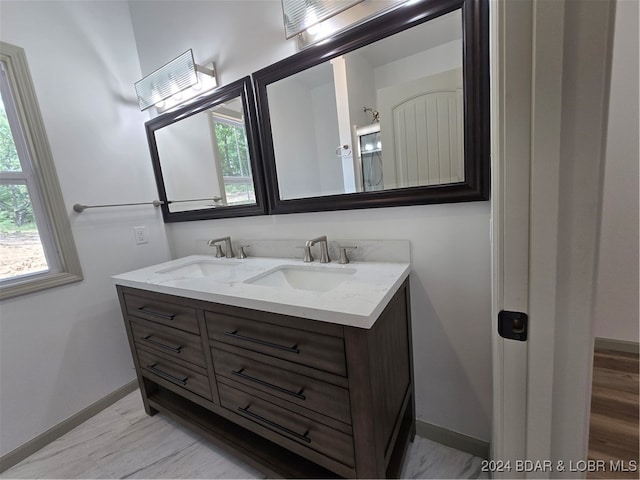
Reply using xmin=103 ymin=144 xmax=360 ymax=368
xmin=218 ymin=382 xmax=354 ymax=468
xmin=205 ymin=312 xmax=346 ymax=376
xmin=131 ymin=318 xmax=206 ymax=368
xmin=212 ymin=346 xmax=351 ymax=425
xmin=124 ymin=292 xmax=199 ymax=334
xmin=137 ymin=349 xmax=212 ymax=401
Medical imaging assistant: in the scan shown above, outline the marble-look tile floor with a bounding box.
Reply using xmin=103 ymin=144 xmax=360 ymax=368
xmin=1 ymin=390 xmax=488 ymax=479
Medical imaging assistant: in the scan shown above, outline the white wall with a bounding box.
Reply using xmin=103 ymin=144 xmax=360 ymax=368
xmin=268 ymin=78 xmax=322 ymax=199
xmin=344 ymin=51 xmax=377 ymax=129
xmin=593 ymin=0 xmax=639 ymax=343
xmin=374 ymin=39 xmax=462 ymax=90
xmin=129 ymin=0 xmax=492 ymax=441
xmin=0 ymin=1 xmax=171 ymax=457
xmin=129 ymin=1 xmax=294 ymax=85
xmin=155 ymin=111 xmax=223 ymax=207
xmin=310 ymin=82 xmax=343 ymax=195
xmin=269 ymin=74 xmax=341 ymax=199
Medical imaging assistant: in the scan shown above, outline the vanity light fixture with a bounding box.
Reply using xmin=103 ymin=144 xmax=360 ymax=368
xmin=281 ymin=0 xmax=364 ymax=39
xmin=134 ymin=49 xmax=217 ymax=112
xmin=291 ymin=0 xmax=412 ymax=49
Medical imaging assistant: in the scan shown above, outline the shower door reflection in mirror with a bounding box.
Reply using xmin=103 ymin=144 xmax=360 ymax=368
xmin=267 ymin=8 xmax=463 ymax=201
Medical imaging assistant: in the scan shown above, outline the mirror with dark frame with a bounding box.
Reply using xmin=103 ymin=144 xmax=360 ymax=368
xmin=146 ymin=76 xmax=267 ymax=222
xmin=253 ymin=0 xmax=489 ymax=215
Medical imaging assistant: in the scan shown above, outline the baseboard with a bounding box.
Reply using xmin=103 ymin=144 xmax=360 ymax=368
xmin=0 ymin=382 xmax=488 ymax=471
xmin=0 ymin=380 xmax=138 ymax=473
xmin=595 ymin=337 xmax=640 ymax=354
xmin=416 ymin=420 xmax=490 ymax=459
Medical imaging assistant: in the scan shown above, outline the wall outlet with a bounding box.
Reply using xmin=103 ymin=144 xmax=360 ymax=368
xmin=133 ymin=226 xmax=148 ymax=245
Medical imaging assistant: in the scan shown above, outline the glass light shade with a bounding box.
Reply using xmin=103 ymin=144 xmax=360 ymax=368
xmin=281 ymin=0 xmax=364 ymax=39
xmin=135 ymin=50 xmax=198 ymax=111
xmin=295 ymin=0 xmax=410 ymax=49
xmin=154 ymin=63 xmax=217 ymax=113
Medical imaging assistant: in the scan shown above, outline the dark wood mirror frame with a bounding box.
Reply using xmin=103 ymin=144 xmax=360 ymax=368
xmin=253 ymin=0 xmax=489 ymax=215
xmin=146 ymin=76 xmax=267 ymax=222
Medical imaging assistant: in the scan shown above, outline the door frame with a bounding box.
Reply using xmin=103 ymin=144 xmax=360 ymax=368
xmin=491 ymin=0 xmax=615 ymax=473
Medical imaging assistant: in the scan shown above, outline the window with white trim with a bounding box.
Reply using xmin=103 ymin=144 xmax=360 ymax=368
xmin=211 ymin=113 xmax=256 ymax=206
xmin=0 ymin=42 xmax=82 ymax=299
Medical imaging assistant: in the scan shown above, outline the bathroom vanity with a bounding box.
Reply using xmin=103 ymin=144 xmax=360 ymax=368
xmin=114 ymin=254 xmax=414 ymax=478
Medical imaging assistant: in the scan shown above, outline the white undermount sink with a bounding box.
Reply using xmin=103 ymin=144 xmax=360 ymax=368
xmin=156 ymin=259 xmax=237 ymax=279
xmin=244 ymin=265 xmax=356 ymax=292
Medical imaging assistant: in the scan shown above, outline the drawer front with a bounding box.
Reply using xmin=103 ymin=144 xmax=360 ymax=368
xmin=124 ymin=293 xmax=199 ymax=334
xmin=137 ymin=349 xmax=212 ymax=401
xmin=218 ymin=382 xmax=354 ymax=468
xmin=131 ymin=318 xmax=206 ymax=368
xmin=212 ymin=347 xmax=351 ymax=425
xmin=206 ymin=312 xmax=346 ymax=376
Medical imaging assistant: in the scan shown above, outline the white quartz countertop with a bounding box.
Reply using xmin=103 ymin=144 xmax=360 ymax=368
xmin=112 ymin=255 xmax=410 ymax=329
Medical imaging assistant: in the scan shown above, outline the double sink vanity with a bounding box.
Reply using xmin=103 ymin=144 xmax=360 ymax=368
xmin=118 ymin=0 xmax=490 ymax=474
xmin=113 ymin=239 xmax=414 ymax=478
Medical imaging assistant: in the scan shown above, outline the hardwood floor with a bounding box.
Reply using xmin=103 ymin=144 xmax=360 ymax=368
xmin=588 ymin=348 xmax=639 ymax=479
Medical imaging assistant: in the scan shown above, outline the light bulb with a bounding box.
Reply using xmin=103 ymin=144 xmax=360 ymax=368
xmin=304 ymin=9 xmax=320 ymax=35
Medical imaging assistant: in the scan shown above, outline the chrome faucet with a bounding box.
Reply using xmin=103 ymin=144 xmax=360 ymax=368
xmin=305 ymin=235 xmax=330 ymax=263
xmin=207 ymin=236 xmax=235 ymax=258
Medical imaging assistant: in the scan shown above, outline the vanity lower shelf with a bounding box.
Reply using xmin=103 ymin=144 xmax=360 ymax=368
xmin=146 ymin=384 xmax=340 ymax=478
xmin=116 ymin=280 xmax=415 ymax=478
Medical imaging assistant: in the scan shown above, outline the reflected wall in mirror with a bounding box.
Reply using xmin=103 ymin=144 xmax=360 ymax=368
xmin=146 ymin=77 xmax=266 ymax=222
xmin=254 ymin=0 xmax=488 ymax=214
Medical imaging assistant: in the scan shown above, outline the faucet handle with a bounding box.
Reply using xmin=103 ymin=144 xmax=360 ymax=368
xmin=237 ymin=245 xmax=250 ymax=259
xmin=296 ymin=245 xmax=314 ymax=263
xmin=212 ymin=244 xmax=224 ymax=258
xmin=338 ymin=245 xmax=358 ymax=264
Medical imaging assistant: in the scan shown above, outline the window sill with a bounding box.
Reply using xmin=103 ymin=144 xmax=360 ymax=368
xmin=0 ymin=271 xmax=83 ymax=300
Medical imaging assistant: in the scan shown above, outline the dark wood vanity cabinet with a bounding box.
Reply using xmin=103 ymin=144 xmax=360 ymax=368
xmin=116 ymin=280 xmax=415 ymax=478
